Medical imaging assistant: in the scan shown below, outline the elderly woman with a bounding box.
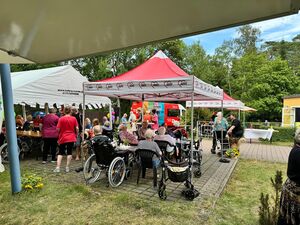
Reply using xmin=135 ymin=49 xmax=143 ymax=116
xmin=278 ymin=128 xmax=300 ymax=225
xmin=137 ymin=129 xmax=162 ymax=168
xmin=211 ymin=111 xmax=228 ymax=154
xmin=119 ymin=124 xmax=138 ymax=145
xmin=153 ymin=126 xmax=176 ymax=146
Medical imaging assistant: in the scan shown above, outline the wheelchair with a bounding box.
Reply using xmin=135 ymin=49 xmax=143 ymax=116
xmin=83 ymin=135 xmax=133 ymax=187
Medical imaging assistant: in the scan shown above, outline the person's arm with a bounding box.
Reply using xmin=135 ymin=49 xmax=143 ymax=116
xmin=155 ymin=143 xmax=162 ymax=156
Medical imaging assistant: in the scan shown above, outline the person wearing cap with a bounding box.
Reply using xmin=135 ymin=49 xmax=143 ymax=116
xmin=278 ymin=128 xmax=300 ymax=225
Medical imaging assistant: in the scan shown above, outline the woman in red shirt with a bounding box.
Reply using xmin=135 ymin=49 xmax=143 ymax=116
xmin=53 ymin=106 xmax=78 ymax=173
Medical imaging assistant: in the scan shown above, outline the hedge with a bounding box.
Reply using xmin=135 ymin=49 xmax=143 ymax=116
xmin=259 ymin=126 xmax=295 ymax=142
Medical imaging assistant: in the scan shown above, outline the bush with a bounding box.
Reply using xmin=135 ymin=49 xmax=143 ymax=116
xmin=269 ymin=127 xmax=295 ymax=142
xmin=259 ymin=171 xmax=283 ymax=225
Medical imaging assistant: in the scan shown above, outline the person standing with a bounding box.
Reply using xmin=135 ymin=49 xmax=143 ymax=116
xmin=41 ymin=108 xmax=59 ymax=163
xmin=211 ymin=112 xmax=228 ymax=154
xmin=71 ymin=107 xmax=82 ymax=160
xmin=227 ymin=113 xmax=243 ymax=150
xmin=278 ymin=128 xmax=300 ymax=225
xmin=53 ymin=106 xmax=78 ymax=173
xmin=151 ymin=109 xmax=159 ymax=131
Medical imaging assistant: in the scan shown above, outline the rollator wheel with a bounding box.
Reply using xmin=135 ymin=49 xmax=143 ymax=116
xmin=158 ymin=184 xmax=167 ymax=200
xmin=194 ymin=169 xmax=202 ymax=178
xmin=83 ymin=154 xmax=101 ymax=184
xmin=184 ymin=189 xmax=195 ymax=201
xmin=108 ymin=157 xmax=126 ymax=187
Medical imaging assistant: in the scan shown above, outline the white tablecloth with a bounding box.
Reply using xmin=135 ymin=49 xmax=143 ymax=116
xmin=244 ymin=129 xmax=274 ymax=140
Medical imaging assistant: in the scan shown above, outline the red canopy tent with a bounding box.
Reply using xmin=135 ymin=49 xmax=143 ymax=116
xmin=85 ymin=51 xmax=222 ymax=101
xmin=100 ymin=51 xmax=189 ymax=82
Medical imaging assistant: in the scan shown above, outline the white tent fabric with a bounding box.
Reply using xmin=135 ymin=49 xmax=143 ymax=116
xmin=0 ymin=0 xmax=299 ymax=63
xmin=0 ymin=65 xmax=111 ymax=108
xmin=83 ymin=76 xmax=223 ymax=101
xmin=186 ymin=100 xmax=244 ymax=109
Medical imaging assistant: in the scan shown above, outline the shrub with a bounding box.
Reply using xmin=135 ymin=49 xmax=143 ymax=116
xmin=259 ymin=171 xmax=283 ymax=225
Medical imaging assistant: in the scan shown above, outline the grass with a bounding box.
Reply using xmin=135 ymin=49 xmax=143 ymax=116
xmin=207 ymin=159 xmax=287 ymax=225
xmin=0 ymin=159 xmax=287 ymax=225
xmin=0 ymin=169 xmax=199 ymax=225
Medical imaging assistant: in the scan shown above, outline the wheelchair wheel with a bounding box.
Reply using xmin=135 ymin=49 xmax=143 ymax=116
xmin=108 ymin=157 xmax=126 ymax=187
xmin=0 ymin=143 xmax=21 ymax=163
xmin=83 ymin=154 xmax=101 ymax=184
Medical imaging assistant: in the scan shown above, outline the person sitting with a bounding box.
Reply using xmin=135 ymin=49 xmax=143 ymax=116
xmin=102 ymin=121 xmax=113 ymax=140
xmin=137 ymin=121 xmax=148 ymax=140
xmin=137 ymin=129 xmax=162 ymax=168
xmin=84 ymin=118 xmax=92 ymax=129
xmin=119 ymin=124 xmax=138 ymax=145
xmin=154 ymin=126 xmax=176 ymax=146
xmin=16 ymin=115 xmax=24 ymax=130
xmin=278 ymin=128 xmax=300 ymax=225
xmin=92 ymin=118 xmax=100 ymax=127
xmin=23 ymin=115 xmax=33 ymax=131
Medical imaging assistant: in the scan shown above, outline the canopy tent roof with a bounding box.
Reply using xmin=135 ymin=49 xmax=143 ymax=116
xmin=2 ymin=65 xmax=111 ymax=108
xmin=83 ymin=51 xmax=223 ymax=101
xmin=0 ymin=0 xmax=299 ymax=64
xmin=186 ymin=92 xmax=245 ymax=109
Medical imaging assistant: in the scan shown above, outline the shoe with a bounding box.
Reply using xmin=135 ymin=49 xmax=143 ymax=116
xmin=51 ymin=160 xmax=56 ymax=163
xmin=211 ymin=149 xmax=216 ymax=154
xmin=42 ymin=161 xmax=47 ymax=164
xmin=53 ymin=167 xmax=60 ymax=173
xmin=65 ymin=167 xmax=70 ymax=173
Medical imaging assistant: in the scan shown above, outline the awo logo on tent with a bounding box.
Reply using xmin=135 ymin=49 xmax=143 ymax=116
xmin=57 ymin=89 xmax=80 ymax=95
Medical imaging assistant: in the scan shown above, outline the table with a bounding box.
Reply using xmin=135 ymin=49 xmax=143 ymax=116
xmin=244 ymin=128 xmax=276 ymax=142
xmin=16 ymin=130 xmax=43 ymax=159
xmin=17 ymin=130 xmax=42 ymax=138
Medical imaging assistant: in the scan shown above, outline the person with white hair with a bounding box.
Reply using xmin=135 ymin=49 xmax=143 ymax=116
xmin=153 ymin=126 xmax=176 ymax=146
xmin=137 ymin=129 xmax=162 ymax=168
xmin=278 ymin=128 xmax=300 ymax=225
xmin=211 ymin=111 xmax=228 ymax=154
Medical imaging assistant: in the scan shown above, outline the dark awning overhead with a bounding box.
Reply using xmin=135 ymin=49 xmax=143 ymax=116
xmin=0 ymin=0 xmax=299 ymax=63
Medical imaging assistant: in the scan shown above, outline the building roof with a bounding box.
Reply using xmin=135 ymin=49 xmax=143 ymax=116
xmin=283 ymin=94 xmax=300 ymax=99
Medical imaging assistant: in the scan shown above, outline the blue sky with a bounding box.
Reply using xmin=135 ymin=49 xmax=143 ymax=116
xmin=182 ymin=13 xmax=300 ymax=55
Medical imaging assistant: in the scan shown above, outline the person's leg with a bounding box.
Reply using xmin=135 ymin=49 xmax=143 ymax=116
xmin=75 ymin=134 xmax=81 ymax=160
xmin=54 ymin=143 xmax=65 ymax=172
xmin=66 ymin=142 xmax=74 ymax=171
xmin=50 ymin=138 xmax=58 ymax=161
xmin=211 ymin=132 xmax=216 ymax=153
xmin=42 ymin=138 xmax=50 ymax=162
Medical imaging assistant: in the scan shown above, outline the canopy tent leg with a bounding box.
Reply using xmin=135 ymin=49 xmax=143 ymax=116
xmin=190 ymin=92 xmax=194 ymax=182
xmin=109 ymin=103 xmax=112 ymax=129
xmin=141 ymin=94 xmax=144 ymax=122
xmin=44 ymin=103 xmax=49 ymax=114
xmin=184 ymin=108 xmax=187 ymax=130
xmin=22 ymin=104 xmax=26 ymax=120
xmin=0 ymin=64 xmax=21 ymax=194
xmin=81 ymin=93 xmax=86 ymax=167
xmin=238 ymin=109 xmax=241 ymax=120
xmin=219 ymin=99 xmax=230 ymax=163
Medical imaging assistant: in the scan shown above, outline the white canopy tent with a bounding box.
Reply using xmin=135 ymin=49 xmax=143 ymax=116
xmin=3 ymin=65 xmax=111 ymax=108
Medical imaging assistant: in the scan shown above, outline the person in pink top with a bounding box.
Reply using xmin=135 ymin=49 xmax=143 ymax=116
xmin=41 ymin=108 xmax=59 ymax=163
xmin=151 ymin=109 xmax=159 ymax=131
xmin=53 ymin=106 xmax=79 ymax=173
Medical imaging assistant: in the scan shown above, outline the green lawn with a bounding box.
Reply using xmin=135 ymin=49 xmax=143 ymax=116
xmin=207 ymin=159 xmax=287 ymax=225
xmin=0 ymin=159 xmax=287 ymax=225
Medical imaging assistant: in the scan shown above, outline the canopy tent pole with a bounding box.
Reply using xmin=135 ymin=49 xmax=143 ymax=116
xmin=219 ymin=99 xmax=230 ymax=163
xmin=22 ymin=104 xmax=26 ymax=120
xmin=238 ymin=109 xmax=241 ymax=120
xmin=0 ymin=64 xmax=21 ymax=193
xmin=190 ymin=91 xmax=194 ymax=182
xmin=184 ymin=108 xmax=187 ymax=130
xmin=109 ymin=103 xmax=112 ymax=129
xmin=81 ymin=91 xmax=86 ymax=168
xmin=45 ymin=103 xmax=49 ymax=114
xmin=142 ymin=94 xmax=145 ymax=122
